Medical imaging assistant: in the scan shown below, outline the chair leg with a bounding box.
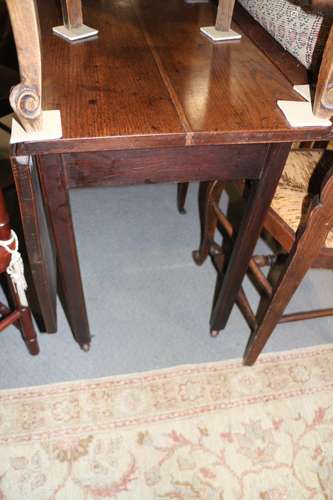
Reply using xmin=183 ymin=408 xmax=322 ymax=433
xmin=244 ymin=211 xmax=331 ymax=366
xmin=193 ymin=181 xmax=224 ymax=265
xmin=8 ymin=279 xmax=39 ymax=355
xmin=19 ymin=307 xmax=39 ymax=355
xmin=244 ymin=258 xmax=307 ymax=365
xmin=177 ymin=182 xmax=189 ymax=214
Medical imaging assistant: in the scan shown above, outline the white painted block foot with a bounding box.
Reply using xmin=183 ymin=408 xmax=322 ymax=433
xmin=52 ymin=24 xmax=98 ymax=42
xmin=200 ymin=26 xmax=241 ymax=42
xmin=293 ymin=84 xmax=311 ymax=102
xmin=277 ymin=100 xmax=331 ymax=128
xmin=10 ymin=110 xmax=63 ymax=144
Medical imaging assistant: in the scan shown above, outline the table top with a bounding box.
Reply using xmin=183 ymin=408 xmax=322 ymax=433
xmin=17 ymin=0 xmax=332 ymax=155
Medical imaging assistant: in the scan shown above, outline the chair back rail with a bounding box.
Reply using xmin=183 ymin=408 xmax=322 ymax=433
xmin=5 ymin=0 xmax=42 ymax=132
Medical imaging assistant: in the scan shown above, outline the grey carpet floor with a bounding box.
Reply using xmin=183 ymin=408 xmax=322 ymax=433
xmin=0 ymin=180 xmax=332 ymax=390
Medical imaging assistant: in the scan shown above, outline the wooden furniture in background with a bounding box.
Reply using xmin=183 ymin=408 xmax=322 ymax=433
xmin=314 ymin=24 xmax=333 ymax=117
xmin=304 ymin=0 xmax=333 ymax=12
xmin=190 ymin=1 xmax=333 ymax=364
xmin=200 ymin=0 xmax=241 ymax=41
xmin=0 ymin=64 xmax=18 ymax=133
xmin=7 ymin=0 xmax=332 ymax=351
xmin=197 ymin=148 xmax=333 ymax=365
xmin=178 ymin=0 xmax=333 ymax=213
xmin=53 ymin=0 xmax=98 ymax=42
xmin=4 ymin=0 xmax=57 ymax=334
xmin=60 ymin=0 xmax=83 ymax=30
xmin=5 ymin=0 xmax=42 ymax=133
xmin=0 ymin=177 xmax=39 ymax=355
xmin=244 ymin=149 xmax=333 ymax=364
xmin=216 ymin=0 xmax=236 ymax=31
xmin=0 ymin=0 xmax=18 ymax=132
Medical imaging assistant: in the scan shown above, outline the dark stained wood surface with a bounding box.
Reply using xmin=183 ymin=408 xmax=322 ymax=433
xmin=66 ymin=144 xmax=266 ymax=188
xmin=8 ymin=0 xmax=333 ymax=345
xmin=10 ymin=154 xmax=57 ymax=333
xmin=37 ymin=154 xmax=90 ymax=348
xmin=210 ymin=142 xmax=291 ymax=330
xmin=15 ymin=0 xmax=332 ymax=156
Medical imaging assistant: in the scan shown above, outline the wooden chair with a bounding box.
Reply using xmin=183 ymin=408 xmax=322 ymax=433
xmin=0 ymin=2 xmax=39 ymax=354
xmin=0 ymin=179 xmax=39 ymax=354
xmin=192 ymin=6 xmax=333 ymax=364
xmin=0 ymin=64 xmax=18 ymax=133
xmin=0 ymin=1 xmax=19 ymax=133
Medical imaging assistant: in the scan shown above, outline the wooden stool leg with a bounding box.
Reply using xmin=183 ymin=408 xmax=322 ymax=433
xmin=193 ymin=181 xmax=224 ymax=266
xmin=177 ymin=182 xmax=189 ymax=214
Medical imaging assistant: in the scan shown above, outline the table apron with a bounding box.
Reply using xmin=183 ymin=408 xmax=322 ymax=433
xmin=63 ymin=144 xmax=269 ymax=189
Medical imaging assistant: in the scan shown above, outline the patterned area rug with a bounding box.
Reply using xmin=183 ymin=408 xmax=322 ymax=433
xmin=1 ymin=346 xmax=333 ymax=499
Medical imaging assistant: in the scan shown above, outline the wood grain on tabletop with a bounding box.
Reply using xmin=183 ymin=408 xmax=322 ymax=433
xmin=21 ymin=0 xmax=330 ymax=154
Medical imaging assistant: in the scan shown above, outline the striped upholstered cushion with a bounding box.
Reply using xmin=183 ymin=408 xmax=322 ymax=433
xmin=238 ymin=0 xmax=328 ymax=69
xmin=271 ymin=149 xmax=333 ymax=248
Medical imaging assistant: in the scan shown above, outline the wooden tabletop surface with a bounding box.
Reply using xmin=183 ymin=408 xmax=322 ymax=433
xmin=17 ymin=0 xmax=332 ymax=155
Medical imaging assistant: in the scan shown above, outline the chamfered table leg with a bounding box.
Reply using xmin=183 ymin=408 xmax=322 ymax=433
xmin=210 ymin=142 xmax=292 ymax=333
xmin=37 ymin=154 xmax=91 ymax=350
xmin=10 ymin=154 xmax=57 ymax=333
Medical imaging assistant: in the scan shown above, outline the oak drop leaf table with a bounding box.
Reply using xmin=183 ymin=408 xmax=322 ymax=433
xmin=10 ymin=0 xmax=332 ymax=349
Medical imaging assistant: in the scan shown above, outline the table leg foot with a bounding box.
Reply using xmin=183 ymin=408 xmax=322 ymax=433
xmin=210 ymin=330 xmax=220 ymax=338
xmin=25 ymin=337 xmax=40 ymax=355
xmin=192 ymin=249 xmax=207 ymax=265
xmin=80 ymin=343 xmax=91 ymax=352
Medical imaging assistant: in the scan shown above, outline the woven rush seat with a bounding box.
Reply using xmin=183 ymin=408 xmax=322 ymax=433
xmin=271 ymin=149 xmax=333 ymax=248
